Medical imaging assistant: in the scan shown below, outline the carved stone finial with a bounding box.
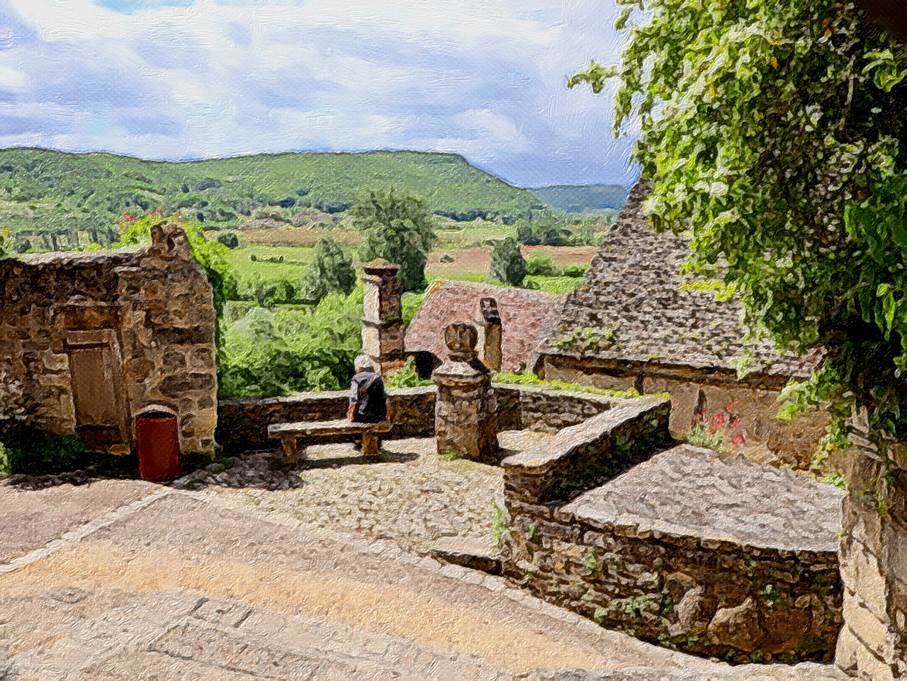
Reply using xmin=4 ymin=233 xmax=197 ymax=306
xmin=444 ymin=322 xmax=478 ymax=360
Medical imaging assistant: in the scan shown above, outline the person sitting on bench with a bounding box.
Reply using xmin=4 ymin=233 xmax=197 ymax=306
xmin=347 ymin=355 xmax=389 ymax=424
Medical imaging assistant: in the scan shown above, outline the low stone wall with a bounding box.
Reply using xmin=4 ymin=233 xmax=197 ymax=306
xmin=218 ymin=383 xmax=624 ymax=454
xmin=217 ymin=387 xmax=436 ymax=453
xmin=502 ymin=409 xmax=844 ymax=664
xmin=493 ymin=384 xmax=614 ymax=433
xmin=540 ymin=355 xmax=828 ymax=469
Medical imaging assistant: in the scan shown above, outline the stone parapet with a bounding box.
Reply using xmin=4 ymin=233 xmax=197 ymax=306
xmin=502 ymin=397 xmax=672 ymax=505
xmin=503 ymin=445 xmax=844 ymax=664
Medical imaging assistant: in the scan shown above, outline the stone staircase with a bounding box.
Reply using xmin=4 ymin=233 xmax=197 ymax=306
xmin=501 ymin=397 xmax=845 ymax=665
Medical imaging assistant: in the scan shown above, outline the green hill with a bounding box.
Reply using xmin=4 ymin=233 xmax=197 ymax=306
xmin=0 ymin=148 xmax=547 ymax=248
xmin=530 ymin=184 xmax=628 ymax=213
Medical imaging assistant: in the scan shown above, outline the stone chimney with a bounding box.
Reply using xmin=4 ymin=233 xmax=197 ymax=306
xmin=361 ymin=259 xmax=404 ymax=373
xmin=475 ymin=297 xmax=503 ymax=372
xmin=432 ymin=322 xmax=498 ymax=463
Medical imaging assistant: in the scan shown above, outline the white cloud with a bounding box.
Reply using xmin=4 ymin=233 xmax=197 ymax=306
xmin=0 ymin=0 xmax=636 ymax=185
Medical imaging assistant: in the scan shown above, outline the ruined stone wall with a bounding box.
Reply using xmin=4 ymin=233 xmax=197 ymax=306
xmin=836 ymin=412 xmax=907 ymax=680
xmin=541 ymin=355 xmax=827 ymax=469
xmin=0 ymin=224 xmax=217 ymax=455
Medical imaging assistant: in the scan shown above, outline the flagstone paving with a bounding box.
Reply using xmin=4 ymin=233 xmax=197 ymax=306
xmin=0 ymin=444 xmax=846 ymax=680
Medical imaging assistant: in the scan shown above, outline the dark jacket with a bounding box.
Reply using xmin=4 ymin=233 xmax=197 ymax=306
xmin=349 ymin=371 xmax=388 ymax=423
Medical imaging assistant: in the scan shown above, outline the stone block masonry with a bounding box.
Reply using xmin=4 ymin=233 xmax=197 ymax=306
xmin=501 ymin=399 xmax=844 ymax=664
xmin=835 ymin=410 xmax=907 ymax=680
xmin=0 ymin=224 xmax=217 ymax=456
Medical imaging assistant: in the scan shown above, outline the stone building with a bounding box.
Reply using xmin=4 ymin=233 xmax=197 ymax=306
xmin=0 ymin=223 xmax=217 ymax=456
xmin=405 ymin=281 xmax=558 ymax=376
xmin=535 ymin=181 xmax=826 ymax=466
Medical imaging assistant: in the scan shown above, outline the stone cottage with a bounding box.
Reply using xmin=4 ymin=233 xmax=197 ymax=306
xmin=405 ymin=280 xmax=559 ymax=376
xmin=0 ymin=223 xmax=217 ymax=456
xmin=535 ymin=181 xmax=826 ymax=466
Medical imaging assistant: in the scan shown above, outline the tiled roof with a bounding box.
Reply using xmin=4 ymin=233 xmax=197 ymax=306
xmin=405 ymin=280 xmax=559 ymax=373
xmin=538 ymin=180 xmax=814 ymax=378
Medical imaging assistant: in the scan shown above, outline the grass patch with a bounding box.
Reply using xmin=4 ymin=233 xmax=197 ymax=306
xmin=492 ymin=372 xmax=642 ymax=399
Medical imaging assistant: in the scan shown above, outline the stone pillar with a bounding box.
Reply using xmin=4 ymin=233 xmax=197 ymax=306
xmin=432 ymin=323 xmax=498 ymax=463
xmin=475 ymin=297 xmax=503 ymax=372
xmin=361 ymin=259 xmax=404 ymax=373
xmin=836 ymin=409 xmax=907 ymax=680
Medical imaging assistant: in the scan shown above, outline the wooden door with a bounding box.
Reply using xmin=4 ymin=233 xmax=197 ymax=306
xmin=66 ymin=333 xmax=128 ymax=452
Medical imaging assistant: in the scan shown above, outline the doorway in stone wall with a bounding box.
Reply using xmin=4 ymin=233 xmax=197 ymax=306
xmin=64 ymin=330 xmax=130 ymax=454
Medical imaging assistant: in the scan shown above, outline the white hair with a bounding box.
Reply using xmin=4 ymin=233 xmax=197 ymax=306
xmin=354 ymin=355 xmax=375 ymax=373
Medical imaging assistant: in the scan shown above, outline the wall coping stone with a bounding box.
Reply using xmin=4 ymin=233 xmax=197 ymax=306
xmin=562 ymin=444 xmax=844 ymax=554
xmin=501 ymin=396 xmax=669 ymax=470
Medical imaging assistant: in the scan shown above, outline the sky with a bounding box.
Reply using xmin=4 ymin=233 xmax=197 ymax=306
xmin=0 ymin=0 xmax=636 ymax=187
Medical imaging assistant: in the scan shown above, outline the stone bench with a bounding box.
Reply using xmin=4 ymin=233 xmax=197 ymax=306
xmin=267 ymin=419 xmax=392 ymax=464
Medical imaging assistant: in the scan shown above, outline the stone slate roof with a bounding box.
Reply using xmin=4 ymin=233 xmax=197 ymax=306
xmin=538 ymin=181 xmax=813 ymax=378
xmin=405 ymin=280 xmax=558 ymax=373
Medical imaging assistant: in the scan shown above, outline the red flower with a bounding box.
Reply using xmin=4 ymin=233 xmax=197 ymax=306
xmin=731 ymin=417 xmax=741 ymax=429
xmin=725 ymin=402 xmax=736 ymax=413
xmin=733 ymin=432 xmax=746 ymax=445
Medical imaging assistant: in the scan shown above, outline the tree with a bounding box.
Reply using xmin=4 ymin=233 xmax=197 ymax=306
xmin=352 ymin=189 xmax=436 ymax=292
xmin=491 ymin=237 xmax=527 ymax=287
xmin=571 ymin=1 xmax=907 ymax=446
xmin=301 ymin=236 xmax=356 ymax=303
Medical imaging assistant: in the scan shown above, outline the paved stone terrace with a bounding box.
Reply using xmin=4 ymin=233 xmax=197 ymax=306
xmin=0 ymin=470 xmax=846 ymax=680
xmin=178 ymin=432 xmax=553 ymax=554
xmin=564 ymin=445 xmax=844 ymax=553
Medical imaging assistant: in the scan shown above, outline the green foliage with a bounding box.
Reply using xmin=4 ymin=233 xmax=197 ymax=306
xmin=491 ymin=502 xmax=510 ymax=545
xmin=490 ymin=237 xmax=527 ymax=286
xmin=300 ymin=236 xmax=356 ymax=303
xmin=574 ymin=0 xmax=907 ymax=445
xmin=402 ymin=291 xmax=426 ymax=327
xmin=525 ymin=254 xmax=557 ymax=276
xmin=353 ymin=189 xmax=436 ymax=292
xmin=686 ymin=423 xmax=726 ymax=451
xmin=0 ymin=228 xmax=10 ymax=258
xmin=218 ymin=289 xmax=362 ymax=397
xmin=216 ymin=232 xmax=240 ymax=249
xmin=384 ymin=357 xmax=433 ymax=389
xmin=0 ymin=148 xmax=543 ymax=243
xmin=493 ymin=372 xmax=642 ymax=399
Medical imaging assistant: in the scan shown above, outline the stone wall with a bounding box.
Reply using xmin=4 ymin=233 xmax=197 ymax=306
xmin=218 ymin=383 xmax=624 ymax=455
xmin=0 ymin=224 xmax=217 ymax=456
xmin=541 ymin=355 xmax=827 ymax=469
xmin=836 ymin=412 xmax=907 ymax=680
xmin=501 ymin=401 xmax=843 ymax=664
xmin=217 ymin=387 xmax=437 ymax=453
xmin=494 ymin=384 xmax=614 ymax=433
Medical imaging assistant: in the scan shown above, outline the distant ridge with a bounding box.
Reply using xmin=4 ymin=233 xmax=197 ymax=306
xmin=0 ymin=147 xmax=547 ymax=246
xmin=530 ymin=184 xmax=628 ymax=213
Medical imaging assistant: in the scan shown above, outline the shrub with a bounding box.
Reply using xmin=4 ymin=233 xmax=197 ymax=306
xmin=384 ymin=357 xmax=433 ymax=389
xmin=525 ymin=254 xmax=557 ymax=277
xmin=301 ymin=236 xmax=356 ymax=303
xmin=353 ymin=188 xmax=436 ymax=292
xmin=561 ymin=265 xmax=587 ymax=278
xmin=216 ymin=232 xmax=240 ymax=249
xmin=490 ymin=237 xmax=527 ymax=286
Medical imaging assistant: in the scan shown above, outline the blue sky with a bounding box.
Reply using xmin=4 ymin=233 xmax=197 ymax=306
xmin=0 ymin=0 xmax=636 ymax=187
